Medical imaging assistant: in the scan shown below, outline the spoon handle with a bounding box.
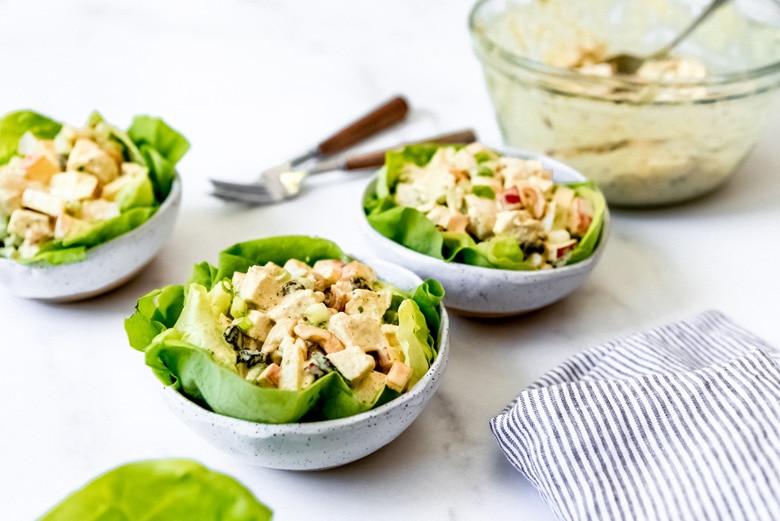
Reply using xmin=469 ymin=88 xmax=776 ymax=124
xmin=654 ymin=0 xmax=731 ymax=58
xmin=316 ymin=96 xmax=410 ymax=156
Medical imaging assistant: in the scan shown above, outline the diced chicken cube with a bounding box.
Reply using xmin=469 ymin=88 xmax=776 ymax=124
xmin=65 ymin=138 xmax=119 ymax=184
xmin=245 ymin=309 xmax=274 ymax=342
xmin=21 ymin=188 xmax=64 ymax=217
xmin=80 ymin=199 xmax=120 ymax=221
xmin=53 ymin=125 xmax=87 ymax=156
xmin=444 ymin=184 xmax=465 ymax=213
xmin=493 ymin=210 xmax=544 ymax=244
xmin=49 ymin=171 xmax=99 ymax=200
xmin=385 ymin=361 xmax=413 ymax=393
xmin=498 ymin=158 xmax=548 ymax=188
xmin=352 ymin=371 xmax=387 ymax=404
xmin=100 ymin=163 xmax=150 ymax=201
xmin=325 ymin=279 xmax=352 ymax=311
xmin=395 ymin=161 xmax=456 ymax=213
xmin=464 ymin=193 xmax=497 ymax=240
xmin=327 ymin=312 xmax=388 ymax=353
xmin=344 ymin=288 xmax=392 ymax=321
xmin=54 ymin=213 xmax=92 ymax=241
xmin=341 ymin=260 xmax=377 ymax=287
xmin=449 ymin=146 xmax=479 ymax=173
xmin=7 ymin=209 xmax=53 ymax=243
xmin=268 ymin=289 xmax=325 ymax=322
xmin=426 ymin=205 xmax=468 ymax=233
xmin=234 ymin=263 xmax=285 ymax=310
xmin=283 ymin=258 xmax=321 ymax=290
xmin=20 ymin=152 xmax=61 ymax=184
xmin=377 ymin=324 xmax=404 ymax=371
xmin=326 ymin=346 xmax=375 ymax=385
xmin=553 ymin=185 xmax=576 ymax=209
xmin=312 ymin=259 xmax=345 ymax=286
xmin=381 ymin=324 xmax=402 ymax=350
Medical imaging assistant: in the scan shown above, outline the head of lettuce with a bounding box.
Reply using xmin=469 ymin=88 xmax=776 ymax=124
xmin=125 ymin=236 xmax=445 ymax=424
xmin=39 ymin=459 xmax=273 ymax=521
xmin=0 ymin=109 xmax=189 ymax=265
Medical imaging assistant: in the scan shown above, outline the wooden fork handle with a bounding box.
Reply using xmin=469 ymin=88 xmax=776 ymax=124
xmin=317 ymin=96 xmax=410 ymax=155
xmin=342 ymin=129 xmax=478 ymax=170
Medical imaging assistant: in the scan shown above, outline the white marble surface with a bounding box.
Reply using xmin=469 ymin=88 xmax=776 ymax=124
xmin=1 ymin=0 xmax=779 ymax=519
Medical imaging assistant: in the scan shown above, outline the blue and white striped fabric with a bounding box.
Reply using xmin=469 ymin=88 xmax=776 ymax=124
xmin=490 ymin=310 xmax=780 ymax=521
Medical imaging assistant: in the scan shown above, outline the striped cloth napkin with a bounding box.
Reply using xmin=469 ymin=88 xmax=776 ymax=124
xmin=490 ymin=310 xmax=780 ymax=521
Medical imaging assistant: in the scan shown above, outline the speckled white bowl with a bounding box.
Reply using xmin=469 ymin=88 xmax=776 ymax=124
xmin=359 ymin=150 xmax=610 ymax=318
xmin=0 ymin=175 xmax=181 ymax=302
xmin=159 ymin=257 xmax=450 ymax=471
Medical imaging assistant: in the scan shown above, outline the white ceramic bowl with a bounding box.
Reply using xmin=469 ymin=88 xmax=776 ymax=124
xmin=0 ymin=175 xmax=181 ymax=302
xmin=159 ymin=257 xmax=450 ymax=471
xmin=359 ymin=150 xmax=609 ymax=318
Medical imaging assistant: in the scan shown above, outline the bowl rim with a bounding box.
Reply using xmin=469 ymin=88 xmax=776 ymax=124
xmin=360 ymin=145 xmax=610 ymax=279
xmin=0 ymin=173 xmax=181 ymax=270
xmin=161 ymin=259 xmax=451 ymax=435
xmin=468 ymin=0 xmax=780 ymax=88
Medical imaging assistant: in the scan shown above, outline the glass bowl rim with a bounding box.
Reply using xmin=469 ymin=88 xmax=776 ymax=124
xmin=468 ymin=0 xmax=780 ymax=89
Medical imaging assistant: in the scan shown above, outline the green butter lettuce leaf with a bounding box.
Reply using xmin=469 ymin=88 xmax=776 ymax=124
xmin=363 ymin=144 xmax=607 ymax=270
xmin=0 ymin=110 xmax=62 ymax=164
xmin=214 ymin=235 xmax=350 ymax=283
xmin=125 ymin=285 xmax=186 ymax=350
xmin=125 ymin=236 xmax=445 ymax=424
xmin=128 ymin=115 xmax=190 ymax=165
xmin=366 ymin=206 xmax=444 ymax=259
xmin=396 ymin=299 xmax=435 ymax=388
xmin=567 ymin=182 xmax=608 ymax=264
xmin=0 ymin=109 xmax=189 ymax=265
xmin=38 ymin=459 xmax=272 ymax=521
xmin=173 ymin=283 xmax=238 ymax=369
xmin=128 ymin=115 xmax=191 ymax=200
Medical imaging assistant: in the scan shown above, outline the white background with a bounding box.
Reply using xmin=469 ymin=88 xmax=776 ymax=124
xmin=1 ymin=0 xmax=778 ymax=519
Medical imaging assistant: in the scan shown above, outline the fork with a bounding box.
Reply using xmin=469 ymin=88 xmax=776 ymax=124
xmin=210 ymin=128 xmax=478 ymax=204
xmin=209 ymin=95 xmax=410 ymax=203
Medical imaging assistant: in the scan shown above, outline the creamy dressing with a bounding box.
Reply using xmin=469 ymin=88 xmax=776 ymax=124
xmin=471 ymin=0 xmax=780 ymax=206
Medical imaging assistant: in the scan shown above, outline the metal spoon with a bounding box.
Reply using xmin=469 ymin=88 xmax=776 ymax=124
xmin=605 ymin=0 xmax=731 ymax=75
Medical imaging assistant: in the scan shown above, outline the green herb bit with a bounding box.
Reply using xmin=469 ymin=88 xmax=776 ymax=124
xmin=473 ymin=151 xmax=492 ymax=163
xmin=472 ymin=185 xmax=496 ymax=199
xmin=477 ymin=165 xmax=494 ymax=177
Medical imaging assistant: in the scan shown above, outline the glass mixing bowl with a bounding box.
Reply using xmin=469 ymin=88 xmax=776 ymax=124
xmin=469 ymin=0 xmax=780 ymax=207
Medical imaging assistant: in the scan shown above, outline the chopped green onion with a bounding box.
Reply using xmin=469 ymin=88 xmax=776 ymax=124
xmin=472 ymin=185 xmax=496 ymax=199
xmin=474 ymin=151 xmax=492 ymax=163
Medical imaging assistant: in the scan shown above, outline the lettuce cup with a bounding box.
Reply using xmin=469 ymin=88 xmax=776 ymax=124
xmin=0 ymin=110 xmax=189 ymax=300
xmin=361 ymin=143 xmax=609 ymax=317
xmin=126 ymin=236 xmax=449 ymax=469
